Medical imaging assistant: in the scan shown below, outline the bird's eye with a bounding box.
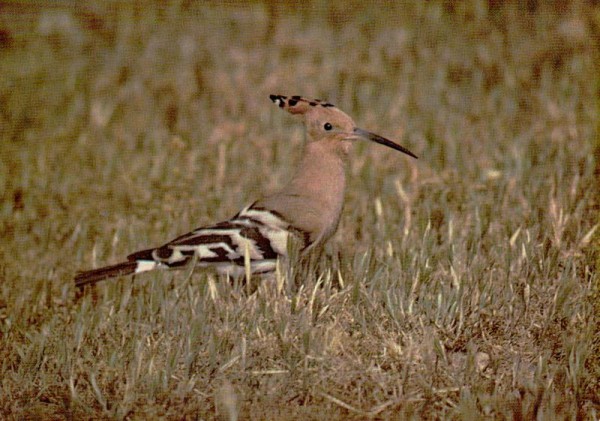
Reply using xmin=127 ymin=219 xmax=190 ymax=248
xmin=324 ymin=122 xmax=333 ymax=131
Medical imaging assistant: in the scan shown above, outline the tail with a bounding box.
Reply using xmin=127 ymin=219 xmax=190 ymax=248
xmin=74 ymin=261 xmax=151 ymax=288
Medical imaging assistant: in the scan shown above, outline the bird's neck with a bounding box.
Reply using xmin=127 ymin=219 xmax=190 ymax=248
xmin=252 ymin=140 xmax=352 ymax=247
xmin=282 ymin=140 xmax=349 ymax=246
xmin=287 ymin=140 xmax=349 ymax=203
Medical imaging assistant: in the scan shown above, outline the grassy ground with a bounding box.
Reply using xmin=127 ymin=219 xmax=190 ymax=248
xmin=1 ymin=1 xmax=599 ymax=419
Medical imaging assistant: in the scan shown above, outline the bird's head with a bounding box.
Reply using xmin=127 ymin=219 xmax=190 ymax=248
xmin=269 ymin=94 xmax=418 ymax=159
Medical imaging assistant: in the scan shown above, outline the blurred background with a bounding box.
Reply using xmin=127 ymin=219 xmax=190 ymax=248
xmin=2 ymin=0 xmax=597 ymax=257
xmin=0 ymin=1 xmax=598 ymax=418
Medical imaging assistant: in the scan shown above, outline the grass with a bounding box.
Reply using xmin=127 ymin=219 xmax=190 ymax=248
xmin=1 ymin=0 xmax=599 ymax=419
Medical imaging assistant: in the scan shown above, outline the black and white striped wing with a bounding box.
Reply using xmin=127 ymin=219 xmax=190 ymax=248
xmin=75 ymin=204 xmax=301 ymax=287
xmin=127 ymin=205 xmax=292 ymax=276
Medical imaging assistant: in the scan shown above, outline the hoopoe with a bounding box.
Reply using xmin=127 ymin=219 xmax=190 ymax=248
xmin=74 ymin=94 xmax=417 ymax=288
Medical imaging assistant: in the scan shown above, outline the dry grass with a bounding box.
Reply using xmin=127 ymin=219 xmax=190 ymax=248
xmin=1 ymin=1 xmax=599 ymax=419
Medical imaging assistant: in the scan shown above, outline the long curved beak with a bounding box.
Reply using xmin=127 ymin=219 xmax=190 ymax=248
xmin=353 ymin=128 xmax=418 ymax=159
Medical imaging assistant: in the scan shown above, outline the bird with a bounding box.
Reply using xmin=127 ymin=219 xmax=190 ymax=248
xmin=74 ymin=94 xmax=418 ymax=288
